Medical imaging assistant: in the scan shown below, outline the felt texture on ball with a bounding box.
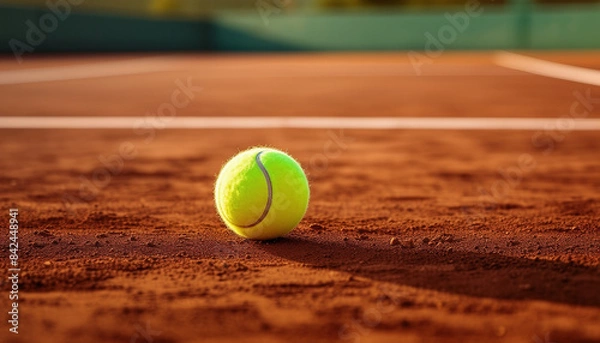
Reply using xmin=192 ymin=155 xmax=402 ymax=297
xmin=214 ymin=147 xmax=310 ymax=240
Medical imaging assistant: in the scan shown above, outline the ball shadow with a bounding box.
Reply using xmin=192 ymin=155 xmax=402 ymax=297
xmin=259 ymin=236 xmax=600 ymax=307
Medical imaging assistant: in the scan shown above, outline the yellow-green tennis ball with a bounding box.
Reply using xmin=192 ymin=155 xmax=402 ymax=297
xmin=215 ymin=147 xmax=310 ymax=240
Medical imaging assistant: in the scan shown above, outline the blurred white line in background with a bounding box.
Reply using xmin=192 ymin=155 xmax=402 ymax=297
xmin=197 ymin=67 xmax=522 ymax=78
xmin=0 ymin=58 xmax=180 ymax=85
xmin=494 ymin=51 xmax=600 ymax=86
xmin=1 ymin=116 xmax=599 ymax=130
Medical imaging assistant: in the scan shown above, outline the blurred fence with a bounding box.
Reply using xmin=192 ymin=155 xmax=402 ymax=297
xmin=0 ymin=0 xmax=599 ymax=54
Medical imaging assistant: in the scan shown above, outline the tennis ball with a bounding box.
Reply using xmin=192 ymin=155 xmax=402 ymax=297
xmin=215 ymin=147 xmax=310 ymax=240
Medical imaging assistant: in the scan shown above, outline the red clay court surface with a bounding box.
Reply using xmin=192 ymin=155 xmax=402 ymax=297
xmin=0 ymin=52 xmax=599 ymax=343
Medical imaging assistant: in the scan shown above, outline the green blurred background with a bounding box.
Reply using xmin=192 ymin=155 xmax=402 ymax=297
xmin=1 ymin=0 xmax=599 ymax=53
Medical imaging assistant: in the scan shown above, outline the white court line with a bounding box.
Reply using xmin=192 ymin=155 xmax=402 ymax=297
xmin=198 ymin=67 xmax=522 ymax=78
xmin=494 ymin=51 xmax=600 ymax=86
xmin=0 ymin=56 xmax=520 ymax=85
xmin=1 ymin=116 xmax=599 ymax=130
xmin=0 ymin=57 xmax=181 ymax=85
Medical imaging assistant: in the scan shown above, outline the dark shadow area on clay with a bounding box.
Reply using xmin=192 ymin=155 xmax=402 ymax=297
xmin=258 ymin=236 xmax=600 ymax=308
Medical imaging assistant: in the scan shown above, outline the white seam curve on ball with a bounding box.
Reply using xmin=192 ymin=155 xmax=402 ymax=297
xmin=236 ymin=150 xmax=273 ymax=229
